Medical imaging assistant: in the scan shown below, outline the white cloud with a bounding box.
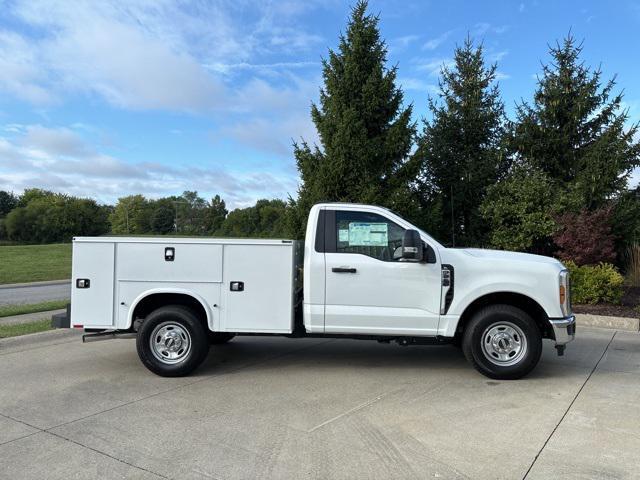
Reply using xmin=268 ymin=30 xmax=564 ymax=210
xmin=414 ymin=58 xmax=455 ymax=77
xmin=0 ymin=124 xmax=299 ymax=208
xmin=398 ymin=78 xmax=440 ymax=95
xmin=221 ymin=111 xmax=319 ymax=157
xmin=0 ymin=31 xmax=55 ymax=105
xmin=390 ymin=34 xmax=420 ymax=52
xmin=471 ymin=23 xmax=509 ymax=37
xmin=489 ymin=50 xmax=509 ymax=62
xmin=205 ymin=61 xmax=318 ymax=76
xmin=213 ymin=74 xmax=321 ymax=154
xmin=3 ymin=1 xmax=226 ymax=112
xmin=422 ymin=30 xmax=454 ymax=51
xmin=0 ymin=1 xmax=333 ymax=204
xmin=0 ymin=0 xmax=326 ymax=112
xmin=21 ymin=126 xmax=92 ymax=158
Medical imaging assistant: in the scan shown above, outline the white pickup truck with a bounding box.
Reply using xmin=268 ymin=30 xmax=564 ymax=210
xmin=65 ymin=203 xmax=575 ymax=379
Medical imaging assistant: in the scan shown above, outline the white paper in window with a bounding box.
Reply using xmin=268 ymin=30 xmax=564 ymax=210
xmin=338 ymin=229 xmax=349 ymax=242
xmin=348 ymin=222 xmax=388 ymax=246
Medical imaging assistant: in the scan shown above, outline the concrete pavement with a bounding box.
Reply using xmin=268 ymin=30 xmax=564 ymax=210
xmin=0 ymin=327 xmax=637 ymax=479
xmin=0 ymin=280 xmax=70 ymax=306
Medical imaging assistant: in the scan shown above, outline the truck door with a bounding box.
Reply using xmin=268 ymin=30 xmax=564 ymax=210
xmin=323 ymin=209 xmax=441 ymax=336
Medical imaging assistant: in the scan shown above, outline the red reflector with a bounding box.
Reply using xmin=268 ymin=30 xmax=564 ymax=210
xmin=73 ymin=324 xmax=84 ymax=329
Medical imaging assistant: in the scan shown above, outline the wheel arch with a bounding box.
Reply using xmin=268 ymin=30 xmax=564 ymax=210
xmin=455 ymin=291 xmax=552 ymax=340
xmin=127 ymin=289 xmax=212 ymax=331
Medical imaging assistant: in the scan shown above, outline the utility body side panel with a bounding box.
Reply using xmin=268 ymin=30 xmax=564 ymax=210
xmin=71 ymin=237 xmax=296 ymax=333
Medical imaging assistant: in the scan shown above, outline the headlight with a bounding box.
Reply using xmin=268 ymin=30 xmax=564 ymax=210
xmin=559 ymin=270 xmax=571 ymax=316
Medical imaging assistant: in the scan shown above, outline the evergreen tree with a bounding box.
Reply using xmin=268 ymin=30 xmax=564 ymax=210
xmin=513 ymin=35 xmax=640 ymax=209
xmin=289 ymin=0 xmax=415 ymax=238
xmin=151 ymin=198 xmax=176 ymax=234
xmin=178 ymin=191 xmax=207 ymax=234
xmin=204 ymin=195 xmax=228 ymax=234
xmin=414 ymin=37 xmax=508 ymax=246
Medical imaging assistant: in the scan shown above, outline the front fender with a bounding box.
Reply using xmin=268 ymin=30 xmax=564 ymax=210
xmin=449 ymin=269 xmax=563 ymax=320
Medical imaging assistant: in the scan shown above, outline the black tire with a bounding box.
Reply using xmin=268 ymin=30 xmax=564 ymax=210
xmin=136 ymin=305 xmax=210 ymax=377
xmin=208 ymin=332 xmax=236 ymax=345
xmin=462 ymin=304 xmax=542 ymax=380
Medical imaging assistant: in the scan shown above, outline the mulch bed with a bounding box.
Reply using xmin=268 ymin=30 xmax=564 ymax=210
xmin=573 ymin=286 xmax=640 ymax=319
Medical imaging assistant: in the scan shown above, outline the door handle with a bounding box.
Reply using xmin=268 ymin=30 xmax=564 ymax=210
xmin=332 ymin=267 xmax=357 ymax=273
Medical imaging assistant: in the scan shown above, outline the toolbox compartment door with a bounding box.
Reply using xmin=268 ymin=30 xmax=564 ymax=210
xmin=71 ymin=242 xmax=115 ymax=328
xmin=222 ymin=244 xmax=294 ymax=333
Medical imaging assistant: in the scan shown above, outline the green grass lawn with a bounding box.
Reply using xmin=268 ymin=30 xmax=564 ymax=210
xmin=0 ymin=319 xmax=54 ymax=338
xmin=0 ymin=243 xmax=72 ymax=284
xmin=0 ymin=300 xmax=69 ymax=318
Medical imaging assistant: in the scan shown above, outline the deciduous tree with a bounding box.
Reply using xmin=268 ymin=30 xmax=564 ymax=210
xmin=481 ymin=165 xmax=559 ymax=253
xmin=217 ymin=199 xmax=287 ymax=238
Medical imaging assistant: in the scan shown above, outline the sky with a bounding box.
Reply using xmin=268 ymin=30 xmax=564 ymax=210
xmin=0 ymin=0 xmax=639 ymax=209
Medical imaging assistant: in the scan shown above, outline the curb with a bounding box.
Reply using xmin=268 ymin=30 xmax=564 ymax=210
xmin=0 ymin=279 xmax=71 ymax=289
xmin=575 ymin=313 xmax=640 ymax=332
xmin=0 ymin=309 xmax=67 ymax=326
xmin=0 ymin=328 xmax=81 ymax=351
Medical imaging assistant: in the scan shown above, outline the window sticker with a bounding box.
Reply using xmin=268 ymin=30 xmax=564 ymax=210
xmin=338 ymin=229 xmax=349 ymax=242
xmin=348 ymin=222 xmax=388 ymax=246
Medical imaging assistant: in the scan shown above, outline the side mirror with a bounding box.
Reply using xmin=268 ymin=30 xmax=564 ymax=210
xmin=424 ymin=243 xmax=437 ymax=264
xmin=401 ymin=230 xmax=423 ymax=262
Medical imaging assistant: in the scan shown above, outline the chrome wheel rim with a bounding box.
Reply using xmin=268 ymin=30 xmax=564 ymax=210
xmin=481 ymin=321 xmax=527 ymax=367
xmin=150 ymin=322 xmax=191 ymax=364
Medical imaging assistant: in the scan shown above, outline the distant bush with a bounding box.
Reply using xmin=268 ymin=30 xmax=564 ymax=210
xmin=4 ymin=191 xmax=109 ymax=243
xmin=565 ymin=261 xmax=624 ymax=304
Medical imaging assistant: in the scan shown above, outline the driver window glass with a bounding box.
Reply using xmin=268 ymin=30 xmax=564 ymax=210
xmin=335 ymin=211 xmax=405 ymax=261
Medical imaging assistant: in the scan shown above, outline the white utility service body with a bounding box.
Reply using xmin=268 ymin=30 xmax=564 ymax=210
xmin=69 ymin=203 xmax=576 ymax=379
xmin=72 ymin=238 xmax=302 ymax=334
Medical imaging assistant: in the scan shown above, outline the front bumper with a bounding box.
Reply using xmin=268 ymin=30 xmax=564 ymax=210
xmin=549 ymin=315 xmax=576 ymax=346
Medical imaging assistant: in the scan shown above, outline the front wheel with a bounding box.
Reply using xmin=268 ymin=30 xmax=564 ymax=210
xmin=462 ymin=305 xmax=542 ymax=380
xmin=136 ymin=305 xmax=210 ymax=377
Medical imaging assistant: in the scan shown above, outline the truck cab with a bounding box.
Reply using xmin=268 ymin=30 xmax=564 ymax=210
xmin=68 ymin=202 xmax=575 ymax=380
xmin=303 ymin=203 xmax=443 ymax=337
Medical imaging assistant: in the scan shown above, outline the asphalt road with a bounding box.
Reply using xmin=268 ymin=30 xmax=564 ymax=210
xmin=0 ymin=326 xmax=638 ymax=479
xmin=0 ymin=281 xmax=71 ymax=305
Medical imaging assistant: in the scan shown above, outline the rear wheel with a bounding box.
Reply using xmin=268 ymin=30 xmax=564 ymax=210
xmin=462 ymin=304 xmax=542 ymax=380
xmin=136 ymin=305 xmax=210 ymax=377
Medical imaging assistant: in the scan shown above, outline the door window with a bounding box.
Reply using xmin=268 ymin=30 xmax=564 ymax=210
xmin=335 ymin=211 xmax=405 ymax=262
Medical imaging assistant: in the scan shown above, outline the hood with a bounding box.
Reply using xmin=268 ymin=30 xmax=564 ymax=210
xmin=458 ymin=248 xmax=563 ymax=266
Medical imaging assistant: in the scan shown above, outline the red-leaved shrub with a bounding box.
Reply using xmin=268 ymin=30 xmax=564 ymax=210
xmin=553 ymin=208 xmax=617 ymax=266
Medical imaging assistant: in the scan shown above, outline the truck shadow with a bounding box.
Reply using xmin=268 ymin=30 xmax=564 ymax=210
xmin=199 ymin=337 xmax=466 ymax=374
xmin=196 ymin=336 xmax=591 ymax=380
